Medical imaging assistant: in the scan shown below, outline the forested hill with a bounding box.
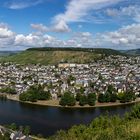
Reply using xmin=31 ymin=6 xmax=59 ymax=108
xmin=1 ymin=47 xmax=124 ymax=65
xmin=27 ymin=47 xmax=122 ymax=55
xmin=121 ymin=48 xmax=140 ymax=56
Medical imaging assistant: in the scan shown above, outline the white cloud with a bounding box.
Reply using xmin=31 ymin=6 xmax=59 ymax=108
xmin=105 ymin=5 xmax=140 ymax=23
xmin=0 ymin=22 xmax=140 ymax=50
xmin=31 ymin=23 xmax=49 ymax=32
xmin=51 ymin=0 xmax=122 ymax=32
xmin=31 ymin=21 xmax=70 ymax=33
xmin=0 ymin=26 xmax=14 ymax=38
xmin=0 ymin=24 xmax=15 ymax=49
xmin=94 ymin=24 xmax=140 ymax=49
xmin=53 ymin=0 xmax=122 ymax=24
xmin=6 ymin=0 xmax=44 ymax=9
xmin=14 ymin=33 xmax=55 ymax=48
xmin=52 ymin=20 xmax=70 ymax=33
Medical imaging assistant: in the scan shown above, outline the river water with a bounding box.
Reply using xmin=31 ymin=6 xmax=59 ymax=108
xmin=0 ymin=100 xmax=135 ymax=137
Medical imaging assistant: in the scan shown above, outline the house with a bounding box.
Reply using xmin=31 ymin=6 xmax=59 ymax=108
xmin=10 ymin=131 xmax=31 ymax=140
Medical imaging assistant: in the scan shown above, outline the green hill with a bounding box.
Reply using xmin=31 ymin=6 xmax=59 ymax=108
xmin=1 ymin=47 xmax=123 ymax=65
xmin=121 ymin=49 xmax=140 ymax=56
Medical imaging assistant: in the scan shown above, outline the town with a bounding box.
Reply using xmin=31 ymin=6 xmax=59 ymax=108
xmin=0 ymin=55 xmax=140 ymax=106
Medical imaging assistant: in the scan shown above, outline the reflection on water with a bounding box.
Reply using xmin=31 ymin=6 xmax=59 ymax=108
xmin=0 ymin=100 xmax=135 ymax=137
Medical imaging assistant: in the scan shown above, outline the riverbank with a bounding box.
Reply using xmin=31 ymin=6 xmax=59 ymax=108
xmin=47 ymin=105 xmax=140 ymax=140
xmin=6 ymin=94 xmax=140 ymax=108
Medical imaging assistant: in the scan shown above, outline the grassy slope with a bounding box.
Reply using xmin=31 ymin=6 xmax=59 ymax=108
xmin=1 ymin=50 xmax=102 ymax=65
xmin=1 ymin=48 xmax=123 ymax=65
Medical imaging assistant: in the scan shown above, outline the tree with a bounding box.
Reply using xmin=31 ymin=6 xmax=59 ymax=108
xmin=104 ymin=92 xmax=111 ymax=103
xmin=117 ymin=92 xmax=125 ymax=101
xmin=76 ymin=93 xmax=82 ymax=101
xmin=110 ymin=93 xmax=117 ymax=102
xmin=23 ymin=126 xmax=31 ymax=135
xmin=19 ymin=84 xmax=51 ymax=102
xmin=89 ymin=82 xmax=95 ymax=88
xmin=59 ymin=92 xmax=76 ymax=106
xmin=79 ymin=95 xmax=87 ymax=106
xmin=117 ymin=91 xmax=136 ymax=103
xmin=79 ymin=87 xmax=85 ymax=94
xmin=125 ymin=91 xmax=136 ymax=102
xmin=9 ymin=123 xmax=17 ymax=131
xmin=107 ymin=85 xmax=116 ymax=94
xmin=0 ymin=87 xmax=17 ymax=94
xmin=98 ymin=94 xmax=106 ymax=103
xmin=87 ymin=93 xmax=96 ymax=106
xmin=67 ymin=75 xmax=76 ymax=85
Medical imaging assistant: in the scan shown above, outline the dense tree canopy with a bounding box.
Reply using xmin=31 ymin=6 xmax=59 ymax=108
xmin=19 ymin=85 xmax=51 ymax=102
xmin=79 ymin=95 xmax=88 ymax=106
xmin=59 ymin=92 xmax=76 ymax=106
xmin=87 ymin=93 xmax=96 ymax=106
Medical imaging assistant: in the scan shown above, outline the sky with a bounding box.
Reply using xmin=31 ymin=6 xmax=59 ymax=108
xmin=0 ymin=0 xmax=140 ymax=50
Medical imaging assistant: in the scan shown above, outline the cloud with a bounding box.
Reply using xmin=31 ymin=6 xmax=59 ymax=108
xmin=52 ymin=20 xmax=70 ymax=33
xmin=31 ymin=21 xmax=70 ymax=33
xmin=53 ymin=0 xmax=122 ymax=24
xmin=0 ymin=23 xmax=15 ymax=49
xmin=0 ymin=22 xmax=140 ymax=50
xmin=0 ymin=24 xmax=15 ymax=38
xmin=51 ymin=0 xmax=122 ymax=32
xmin=14 ymin=33 xmax=55 ymax=48
xmin=94 ymin=23 xmax=140 ymax=49
xmin=105 ymin=5 xmax=140 ymax=23
xmin=5 ymin=0 xmax=44 ymax=9
xmin=31 ymin=23 xmax=49 ymax=32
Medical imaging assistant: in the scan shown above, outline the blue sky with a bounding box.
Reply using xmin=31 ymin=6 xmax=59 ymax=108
xmin=0 ymin=0 xmax=140 ymax=50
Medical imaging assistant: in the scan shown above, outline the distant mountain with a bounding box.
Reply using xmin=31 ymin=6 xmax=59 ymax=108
xmin=0 ymin=47 xmax=124 ymax=65
xmin=0 ymin=51 xmax=21 ymax=56
xmin=121 ymin=49 xmax=140 ymax=56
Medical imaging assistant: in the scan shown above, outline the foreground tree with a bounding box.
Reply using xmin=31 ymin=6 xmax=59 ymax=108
xmin=59 ymin=91 xmax=76 ymax=106
xmin=117 ymin=91 xmax=136 ymax=103
xmin=79 ymin=95 xmax=88 ymax=106
xmin=87 ymin=93 xmax=96 ymax=106
xmin=76 ymin=93 xmax=82 ymax=101
xmin=19 ymin=84 xmax=51 ymax=102
xmin=98 ymin=93 xmax=106 ymax=103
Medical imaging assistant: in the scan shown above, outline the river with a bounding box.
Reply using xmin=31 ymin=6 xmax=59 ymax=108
xmin=0 ymin=100 xmax=136 ymax=137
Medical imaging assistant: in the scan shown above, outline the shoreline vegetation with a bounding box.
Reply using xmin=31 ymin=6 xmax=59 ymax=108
xmin=6 ymin=94 xmax=140 ymax=108
xmin=47 ymin=104 xmax=140 ymax=140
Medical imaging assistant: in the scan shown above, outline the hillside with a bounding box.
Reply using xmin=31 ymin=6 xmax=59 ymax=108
xmin=48 ymin=105 xmax=140 ymax=140
xmin=121 ymin=48 xmax=140 ymax=56
xmin=0 ymin=47 xmax=123 ymax=65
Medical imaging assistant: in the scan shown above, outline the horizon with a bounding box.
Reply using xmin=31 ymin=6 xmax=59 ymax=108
xmin=0 ymin=0 xmax=140 ymax=50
